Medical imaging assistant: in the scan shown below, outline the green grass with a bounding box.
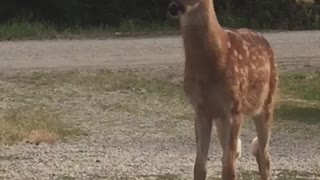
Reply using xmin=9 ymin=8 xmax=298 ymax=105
xmin=276 ymin=103 xmax=320 ymax=123
xmin=0 ymin=19 xmax=58 ymax=40
xmin=277 ymin=71 xmax=320 ymax=123
xmin=0 ymin=18 xmax=175 ymax=41
xmin=279 ymin=72 xmax=320 ymax=101
xmin=116 ymin=19 xmax=174 ymax=33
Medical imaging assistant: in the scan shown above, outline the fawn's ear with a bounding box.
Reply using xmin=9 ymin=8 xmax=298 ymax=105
xmin=185 ymin=2 xmax=200 ymax=13
xmin=168 ymin=1 xmax=185 ymax=19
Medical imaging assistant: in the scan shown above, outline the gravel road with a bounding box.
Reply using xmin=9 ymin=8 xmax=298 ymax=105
xmin=0 ymin=31 xmax=320 ymax=180
xmin=0 ymin=31 xmax=320 ymax=72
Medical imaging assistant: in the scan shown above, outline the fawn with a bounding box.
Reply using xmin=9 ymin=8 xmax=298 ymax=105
xmin=167 ymin=0 xmax=278 ymax=179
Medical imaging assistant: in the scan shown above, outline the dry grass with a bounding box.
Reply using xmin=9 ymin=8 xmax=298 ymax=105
xmin=0 ymin=68 xmax=319 ymax=145
xmin=0 ymin=68 xmax=188 ymax=145
xmin=5 ymin=69 xmax=190 ymax=119
xmin=23 ymin=129 xmax=59 ymax=145
xmin=0 ymin=105 xmax=81 ymax=145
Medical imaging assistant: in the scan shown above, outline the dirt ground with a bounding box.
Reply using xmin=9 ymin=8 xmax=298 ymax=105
xmin=0 ymin=31 xmax=320 ymax=180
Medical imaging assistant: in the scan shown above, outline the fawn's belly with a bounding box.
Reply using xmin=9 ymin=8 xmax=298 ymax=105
xmin=183 ymin=75 xmax=271 ymax=117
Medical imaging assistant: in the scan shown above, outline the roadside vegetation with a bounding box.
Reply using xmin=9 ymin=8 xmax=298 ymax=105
xmin=0 ymin=0 xmax=319 ymax=41
xmin=0 ymin=18 xmax=175 ymax=41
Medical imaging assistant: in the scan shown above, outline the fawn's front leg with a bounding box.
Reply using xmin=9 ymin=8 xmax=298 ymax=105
xmin=216 ymin=113 xmax=243 ymax=180
xmin=193 ymin=110 xmax=212 ymax=180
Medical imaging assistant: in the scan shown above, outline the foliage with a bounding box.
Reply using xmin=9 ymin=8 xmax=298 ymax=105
xmin=0 ymin=0 xmax=171 ymax=27
xmin=216 ymin=0 xmax=320 ymax=29
xmin=0 ymin=0 xmax=319 ymax=30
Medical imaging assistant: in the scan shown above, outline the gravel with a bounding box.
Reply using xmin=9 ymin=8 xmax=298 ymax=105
xmin=1 ymin=31 xmax=320 ymax=179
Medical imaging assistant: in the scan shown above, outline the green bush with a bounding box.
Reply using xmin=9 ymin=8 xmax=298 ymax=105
xmin=216 ymin=0 xmax=320 ymax=30
xmin=0 ymin=0 xmax=319 ymax=31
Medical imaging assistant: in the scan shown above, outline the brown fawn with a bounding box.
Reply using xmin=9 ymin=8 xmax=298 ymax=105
xmin=167 ymin=0 xmax=278 ymax=179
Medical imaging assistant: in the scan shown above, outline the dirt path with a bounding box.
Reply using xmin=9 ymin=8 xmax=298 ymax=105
xmin=0 ymin=30 xmax=320 ymax=72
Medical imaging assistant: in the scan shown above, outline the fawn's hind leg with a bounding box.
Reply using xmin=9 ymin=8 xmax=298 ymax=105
xmin=251 ymin=103 xmax=274 ymax=180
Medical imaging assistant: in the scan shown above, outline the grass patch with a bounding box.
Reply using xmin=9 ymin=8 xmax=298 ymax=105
xmin=276 ymin=103 xmax=320 ymax=123
xmin=0 ymin=105 xmax=83 ymax=145
xmin=8 ymin=69 xmax=190 ymax=119
xmin=10 ymin=69 xmax=184 ymax=98
xmin=115 ymin=19 xmax=174 ymax=33
xmin=0 ymin=18 xmax=58 ymax=41
xmin=277 ymin=71 xmax=320 ymax=123
xmin=0 ymin=18 xmax=175 ymax=41
xmin=1 ymin=69 xmax=318 ymax=145
xmin=279 ymin=71 xmax=320 ymax=101
xmin=5 ymin=69 xmax=319 ymax=123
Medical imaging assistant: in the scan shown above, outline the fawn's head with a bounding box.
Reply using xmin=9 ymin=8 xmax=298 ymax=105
xmin=167 ymin=0 xmax=203 ymax=19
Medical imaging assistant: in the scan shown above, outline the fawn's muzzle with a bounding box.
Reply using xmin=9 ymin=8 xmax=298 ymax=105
xmin=168 ymin=0 xmax=185 ymax=18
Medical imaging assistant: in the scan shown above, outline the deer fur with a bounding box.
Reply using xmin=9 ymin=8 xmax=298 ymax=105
xmin=167 ymin=0 xmax=278 ymax=180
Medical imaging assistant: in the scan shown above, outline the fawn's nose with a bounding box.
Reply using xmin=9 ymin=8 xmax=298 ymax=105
xmin=168 ymin=0 xmax=185 ymax=18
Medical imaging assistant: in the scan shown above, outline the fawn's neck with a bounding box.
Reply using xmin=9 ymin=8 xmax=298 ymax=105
xmin=180 ymin=0 xmax=227 ymax=65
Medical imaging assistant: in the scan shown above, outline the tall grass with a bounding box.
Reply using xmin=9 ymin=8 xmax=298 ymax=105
xmin=0 ymin=19 xmax=58 ymax=40
xmin=116 ymin=19 xmax=175 ymax=32
xmin=0 ymin=18 xmax=175 ymax=41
